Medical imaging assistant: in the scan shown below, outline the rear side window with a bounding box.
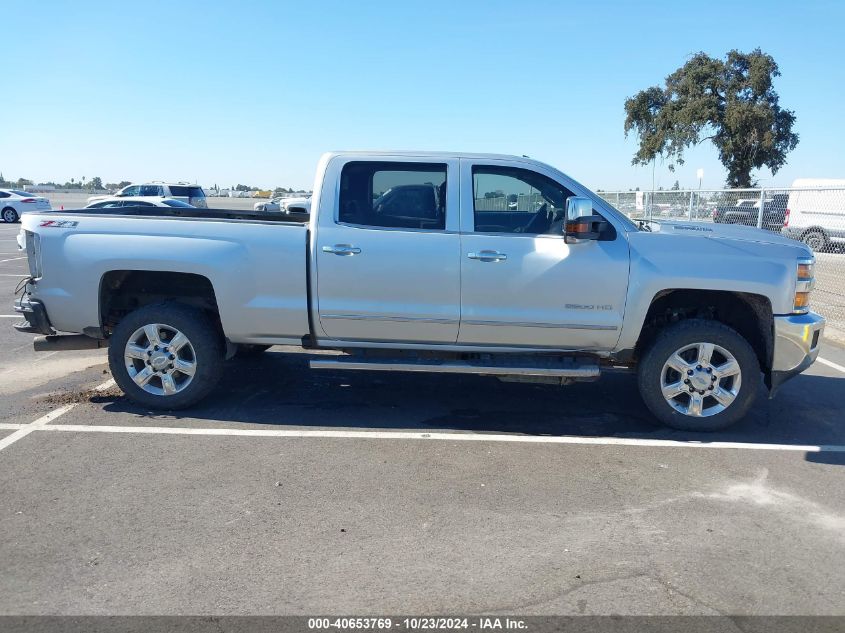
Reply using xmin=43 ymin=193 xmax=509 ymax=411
xmin=140 ymin=185 xmax=164 ymax=196
xmin=339 ymin=162 xmax=446 ymax=230
xmin=88 ymin=200 xmax=122 ymax=208
xmin=162 ymin=199 xmax=195 ymax=207
xmin=169 ymin=186 xmax=206 ymax=198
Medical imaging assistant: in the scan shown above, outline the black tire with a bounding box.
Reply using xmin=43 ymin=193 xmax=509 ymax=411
xmin=637 ymin=319 xmax=759 ymax=431
xmin=234 ymin=343 xmax=271 ymax=357
xmin=108 ymin=302 xmax=224 ymax=409
xmin=2 ymin=207 xmax=18 ymax=223
xmin=801 ymin=229 xmax=829 ymax=252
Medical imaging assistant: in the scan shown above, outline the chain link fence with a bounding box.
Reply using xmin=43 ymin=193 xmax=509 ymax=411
xmin=597 ymin=187 xmax=845 ymax=337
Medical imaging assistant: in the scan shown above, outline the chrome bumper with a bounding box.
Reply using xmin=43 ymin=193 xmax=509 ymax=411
xmin=769 ymin=311 xmax=825 ymax=395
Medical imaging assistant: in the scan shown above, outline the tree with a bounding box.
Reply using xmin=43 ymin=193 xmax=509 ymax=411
xmin=86 ymin=176 xmax=103 ymax=191
xmin=624 ymin=49 xmax=798 ymax=187
xmin=16 ymin=178 xmax=33 ymax=187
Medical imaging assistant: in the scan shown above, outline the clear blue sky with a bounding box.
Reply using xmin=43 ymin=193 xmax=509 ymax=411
xmin=5 ymin=0 xmax=844 ymax=191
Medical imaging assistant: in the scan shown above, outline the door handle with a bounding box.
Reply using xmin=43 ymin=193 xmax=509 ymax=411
xmin=467 ymin=250 xmax=507 ymax=262
xmin=322 ymin=244 xmax=362 ymax=256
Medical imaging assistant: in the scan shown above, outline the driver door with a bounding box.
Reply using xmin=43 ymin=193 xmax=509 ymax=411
xmin=457 ymin=159 xmax=630 ymax=350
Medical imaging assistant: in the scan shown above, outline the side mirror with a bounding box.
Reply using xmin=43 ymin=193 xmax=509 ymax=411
xmin=564 ymin=196 xmax=607 ymax=243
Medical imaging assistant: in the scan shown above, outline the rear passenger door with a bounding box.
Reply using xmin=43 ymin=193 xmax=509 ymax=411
xmin=315 ymin=159 xmax=461 ymax=344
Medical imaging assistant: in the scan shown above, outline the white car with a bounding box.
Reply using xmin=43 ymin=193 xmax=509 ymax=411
xmin=0 ymin=189 xmax=51 ymax=223
xmin=85 ymin=198 xmax=196 ymax=209
xmin=88 ymin=182 xmax=207 ymax=208
xmin=254 ymin=196 xmax=311 ymax=213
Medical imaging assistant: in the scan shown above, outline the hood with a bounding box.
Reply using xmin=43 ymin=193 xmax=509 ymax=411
xmin=641 ymin=220 xmax=812 ymax=256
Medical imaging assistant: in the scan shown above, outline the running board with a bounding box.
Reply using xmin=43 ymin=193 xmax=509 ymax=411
xmin=309 ymin=356 xmax=600 ymax=378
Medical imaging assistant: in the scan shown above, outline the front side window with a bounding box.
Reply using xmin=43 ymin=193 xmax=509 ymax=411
xmin=339 ymin=162 xmax=446 ymax=230
xmin=120 ymin=185 xmax=141 ymax=197
xmin=472 ymin=166 xmax=573 ymax=235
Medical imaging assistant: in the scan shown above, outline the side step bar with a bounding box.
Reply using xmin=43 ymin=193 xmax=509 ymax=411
xmin=33 ymin=335 xmax=108 ymax=352
xmin=309 ymin=356 xmax=600 ymax=378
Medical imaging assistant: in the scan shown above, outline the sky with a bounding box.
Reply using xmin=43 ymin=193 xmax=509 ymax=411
xmin=3 ymin=0 xmax=844 ymax=191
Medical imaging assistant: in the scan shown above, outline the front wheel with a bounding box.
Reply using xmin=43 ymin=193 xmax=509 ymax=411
xmin=108 ymin=302 xmax=224 ymax=409
xmin=2 ymin=207 xmax=19 ymax=223
xmin=637 ymin=319 xmax=759 ymax=431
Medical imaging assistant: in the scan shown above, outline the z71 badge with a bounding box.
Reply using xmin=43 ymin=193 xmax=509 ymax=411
xmin=39 ymin=220 xmax=79 ymax=228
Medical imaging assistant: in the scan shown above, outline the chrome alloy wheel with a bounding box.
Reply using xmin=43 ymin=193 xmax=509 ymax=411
xmin=660 ymin=342 xmax=742 ymax=417
xmin=124 ymin=323 xmax=197 ymax=396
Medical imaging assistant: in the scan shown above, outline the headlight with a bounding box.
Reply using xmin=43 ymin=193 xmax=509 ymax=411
xmin=24 ymin=230 xmax=42 ymax=279
xmin=794 ymin=256 xmax=815 ymax=313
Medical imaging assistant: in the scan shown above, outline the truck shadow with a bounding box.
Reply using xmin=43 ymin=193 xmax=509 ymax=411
xmin=100 ymin=349 xmax=845 ymax=463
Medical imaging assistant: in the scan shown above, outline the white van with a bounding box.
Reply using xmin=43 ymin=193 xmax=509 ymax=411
xmin=783 ymin=178 xmax=845 ymax=251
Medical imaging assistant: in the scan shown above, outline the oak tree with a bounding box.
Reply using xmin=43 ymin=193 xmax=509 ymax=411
xmin=624 ymin=49 xmax=798 ymax=187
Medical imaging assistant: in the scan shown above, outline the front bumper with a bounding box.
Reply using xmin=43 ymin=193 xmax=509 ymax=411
xmin=769 ymin=311 xmax=825 ymax=395
xmin=13 ymin=293 xmax=55 ymax=335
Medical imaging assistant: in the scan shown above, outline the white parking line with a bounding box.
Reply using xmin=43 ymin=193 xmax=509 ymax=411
xmin=0 ymin=315 xmax=22 ymax=318
xmin=0 ymin=379 xmax=115 ymax=453
xmin=0 ymin=404 xmax=77 ymax=452
xmin=817 ymin=357 xmax=845 ymax=374
xmin=0 ymin=257 xmax=26 ymax=264
xmin=1 ymin=423 xmax=839 ymax=453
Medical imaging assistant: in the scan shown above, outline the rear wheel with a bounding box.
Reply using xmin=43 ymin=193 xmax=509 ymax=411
xmin=637 ymin=319 xmax=759 ymax=431
xmin=108 ymin=303 xmax=224 ymax=409
xmin=2 ymin=207 xmax=18 ymax=223
xmin=801 ymin=229 xmax=829 ymax=252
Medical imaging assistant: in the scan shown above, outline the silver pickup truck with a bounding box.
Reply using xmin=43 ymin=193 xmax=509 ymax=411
xmin=14 ymin=151 xmax=825 ymax=431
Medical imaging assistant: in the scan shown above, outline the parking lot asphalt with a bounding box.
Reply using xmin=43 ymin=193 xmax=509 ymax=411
xmin=0 ymin=220 xmax=843 ymax=615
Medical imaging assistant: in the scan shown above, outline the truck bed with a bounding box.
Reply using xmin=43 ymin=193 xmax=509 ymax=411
xmin=19 ymin=208 xmax=312 ymax=344
xmin=31 ymin=206 xmax=311 ymax=224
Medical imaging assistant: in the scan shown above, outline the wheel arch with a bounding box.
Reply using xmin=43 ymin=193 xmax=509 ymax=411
xmin=98 ymin=270 xmax=220 ymax=336
xmin=634 ymin=289 xmax=773 ymax=375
